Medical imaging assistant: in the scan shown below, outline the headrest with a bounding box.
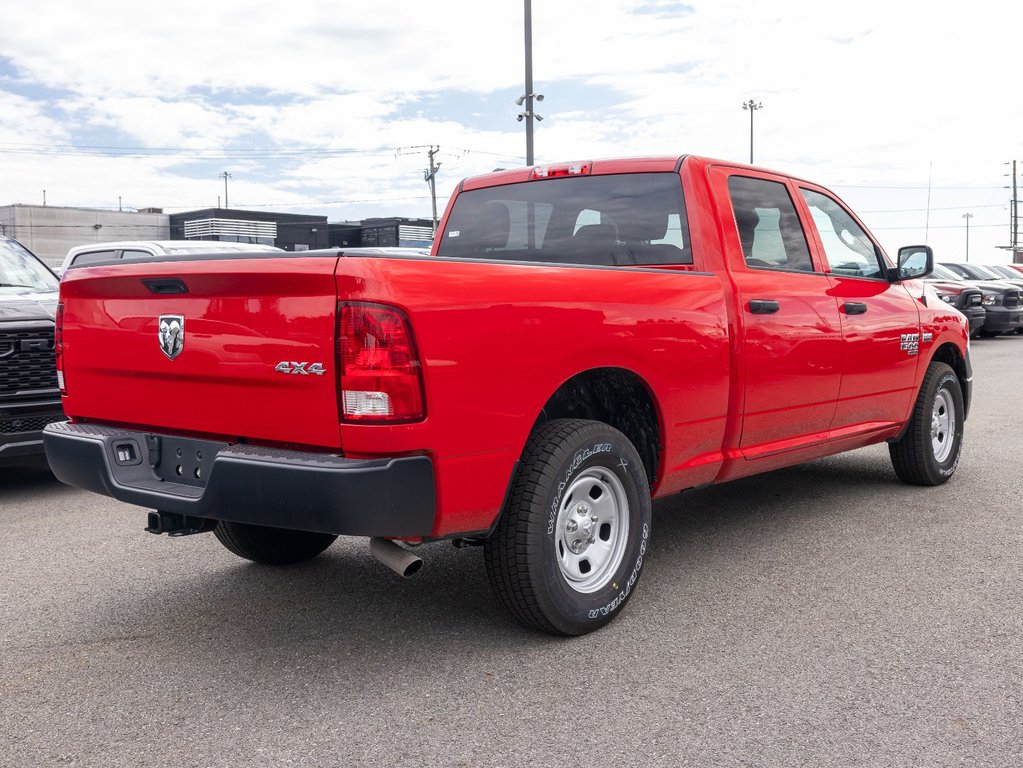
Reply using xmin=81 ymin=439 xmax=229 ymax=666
xmin=617 ymin=210 xmax=668 ymax=242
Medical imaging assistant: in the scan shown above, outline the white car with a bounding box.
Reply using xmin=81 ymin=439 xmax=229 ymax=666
xmin=59 ymin=240 xmax=283 ymax=276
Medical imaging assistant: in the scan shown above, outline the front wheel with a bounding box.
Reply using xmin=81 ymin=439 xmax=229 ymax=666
xmin=889 ymin=361 xmax=964 ymax=486
xmin=484 ymin=419 xmax=652 ymax=636
xmin=214 ymin=521 xmax=337 ymax=565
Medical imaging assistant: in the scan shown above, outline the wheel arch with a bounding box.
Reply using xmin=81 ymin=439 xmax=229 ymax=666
xmin=928 ymin=341 xmax=971 ymax=419
xmin=531 ymin=367 xmax=662 ymax=489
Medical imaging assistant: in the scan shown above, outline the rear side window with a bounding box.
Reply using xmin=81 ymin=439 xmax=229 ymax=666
xmin=437 ymin=173 xmax=692 ymax=266
xmin=727 ymin=176 xmax=814 ymax=272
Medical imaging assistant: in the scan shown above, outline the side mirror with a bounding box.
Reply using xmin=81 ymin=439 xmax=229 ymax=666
xmin=890 ymin=245 xmax=933 ymax=281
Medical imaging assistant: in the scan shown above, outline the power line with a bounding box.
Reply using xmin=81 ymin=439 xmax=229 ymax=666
xmin=869 ymin=222 xmax=1004 ymax=231
xmin=0 ymin=142 xmax=525 ymax=163
xmin=831 ymin=183 xmax=1003 ymax=191
xmin=859 ymin=203 xmax=1006 ymax=214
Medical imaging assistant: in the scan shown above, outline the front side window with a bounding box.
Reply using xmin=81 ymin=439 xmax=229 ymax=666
xmin=727 ymin=176 xmax=814 ymax=272
xmin=800 ymin=188 xmax=885 ymax=279
xmin=437 ymin=172 xmax=692 ymax=266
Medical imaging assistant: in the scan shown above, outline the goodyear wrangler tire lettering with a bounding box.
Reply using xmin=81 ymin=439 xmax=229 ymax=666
xmin=484 ymin=419 xmax=652 ymax=636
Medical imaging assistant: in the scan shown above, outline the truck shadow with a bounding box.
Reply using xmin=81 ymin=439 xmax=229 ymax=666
xmin=62 ymin=447 xmax=909 ymax=671
xmin=0 ymin=461 xmax=65 ymax=495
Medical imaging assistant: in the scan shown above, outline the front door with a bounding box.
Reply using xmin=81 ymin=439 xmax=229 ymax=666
xmin=796 ymin=185 xmax=921 ymax=431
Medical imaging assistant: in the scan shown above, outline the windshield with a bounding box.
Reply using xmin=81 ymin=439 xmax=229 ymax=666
xmin=931 ymin=264 xmax=964 ymax=282
xmin=0 ymin=239 xmax=58 ymax=291
xmin=990 ymin=265 xmax=1022 ymax=279
xmin=971 ymin=264 xmax=1004 ymax=280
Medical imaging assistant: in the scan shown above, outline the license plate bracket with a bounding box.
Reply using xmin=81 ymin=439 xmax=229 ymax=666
xmin=149 ymin=434 xmax=227 ymax=487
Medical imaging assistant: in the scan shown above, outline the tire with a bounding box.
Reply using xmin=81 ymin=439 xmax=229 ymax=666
xmin=888 ymin=361 xmax=964 ymax=486
xmin=213 ymin=521 xmax=337 ymax=565
xmin=484 ymin=419 xmax=652 ymax=636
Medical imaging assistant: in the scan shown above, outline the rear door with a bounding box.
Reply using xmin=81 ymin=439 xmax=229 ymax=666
xmin=715 ymin=170 xmax=843 ymax=457
xmin=795 ymin=185 xmax=920 ymax=430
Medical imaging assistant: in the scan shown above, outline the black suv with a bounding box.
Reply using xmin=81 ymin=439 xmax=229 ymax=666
xmin=0 ymin=237 xmax=63 ymax=466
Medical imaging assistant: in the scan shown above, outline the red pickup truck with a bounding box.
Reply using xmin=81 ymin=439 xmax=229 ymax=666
xmin=44 ymin=155 xmax=971 ymax=636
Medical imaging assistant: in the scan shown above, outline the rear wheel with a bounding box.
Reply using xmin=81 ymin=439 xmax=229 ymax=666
xmin=213 ymin=521 xmax=337 ymax=565
xmin=889 ymin=361 xmax=964 ymax=486
xmin=484 ymin=419 xmax=651 ymax=636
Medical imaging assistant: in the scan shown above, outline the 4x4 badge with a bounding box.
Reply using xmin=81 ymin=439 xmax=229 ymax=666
xmin=158 ymin=315 xmax=185 ymax=360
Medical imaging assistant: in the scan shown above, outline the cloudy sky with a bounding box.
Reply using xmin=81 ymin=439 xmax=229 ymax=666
xmin=1 ymin=0 xmax=1020 ymax=263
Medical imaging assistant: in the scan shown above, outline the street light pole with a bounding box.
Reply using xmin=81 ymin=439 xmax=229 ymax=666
xmin=742 ymin=99 xmax=762 ymax=164
xmin=219 ymin=171 xmax=232 ymax=209
xmin=963 ymin=212 xmax=974 ymax=262
xmin=516 ymin=0 xmax=543 ymax=165
xmin=524 ymin=0 xmax=534 ymax=165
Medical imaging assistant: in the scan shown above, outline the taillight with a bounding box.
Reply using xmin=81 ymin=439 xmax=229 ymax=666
xmin=55 ymin=302 xmax=66 ymax=395
xmin=338 ymin=302 xmax=424 ymax=423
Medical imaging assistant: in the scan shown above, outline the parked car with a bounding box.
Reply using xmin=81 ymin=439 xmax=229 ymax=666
xmin=0 ymin=237 xmax=63 ymax=467
xmin=45 ymin=154 xmax=970 ymax=636
xmin=921 ymin=270 xmax=985 ymax=338
xmin=934 ymin=263 xmax=1023 ymax=337
xmin=59 ymin=240 xmax=283 ymax=276
xmin=986 ymin=264 xmax=1023 ymax=282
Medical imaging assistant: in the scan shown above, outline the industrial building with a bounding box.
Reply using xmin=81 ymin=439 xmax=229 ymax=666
xmin=329 ymin=218 xmax=434 ymax=249
xmin=168 ymin=208 xmax=329 ymax=252
xmin=1 ymin=204 xmax=433 ymax=266
xmin=0 ymin=205 xmax=169 ymax=266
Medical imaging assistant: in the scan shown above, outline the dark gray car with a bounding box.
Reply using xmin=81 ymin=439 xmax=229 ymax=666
xmin=0 ymin=237 xmax=63 ymax=466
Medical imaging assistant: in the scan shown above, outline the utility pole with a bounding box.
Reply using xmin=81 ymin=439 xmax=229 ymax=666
xmin=963 ymin=212 xmax=974 ymax=262
xmin=424 ymin=146 xmax=441 ymax=233
xmin=1012 ymin=160 xmax=1018 ymax=254
xmin=219 ymin=171 xmax=232 ymax=209
xmin=516 ymin=0 xmax=544 ymax=165
xmin=742 ymin=100 xmax=762 ymax=164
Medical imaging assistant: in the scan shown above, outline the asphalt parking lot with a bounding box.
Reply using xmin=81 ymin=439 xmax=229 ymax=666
xmin=2 ymin=338 xmax=1022 ymax=768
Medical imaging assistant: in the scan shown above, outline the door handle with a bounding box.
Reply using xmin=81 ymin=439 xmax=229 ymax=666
xmin=844 ymin=302 xmax=868 ymax=315
xmin=748 ymin=299 xmax=780 ymax=314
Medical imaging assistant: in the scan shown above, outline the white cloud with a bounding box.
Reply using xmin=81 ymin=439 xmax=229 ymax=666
xmin=0 ymin=0 xmax=1019 ymax=261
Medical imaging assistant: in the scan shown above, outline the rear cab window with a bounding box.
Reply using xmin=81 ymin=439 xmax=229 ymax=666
xmin=437 ymin=172 xmax=693 ymax=267
xmin=70 ymin=250 xmax=119 ymax=267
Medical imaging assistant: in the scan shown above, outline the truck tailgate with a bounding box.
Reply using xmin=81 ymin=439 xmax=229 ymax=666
xmin=59 ymin=256 xmax=342 ymax=449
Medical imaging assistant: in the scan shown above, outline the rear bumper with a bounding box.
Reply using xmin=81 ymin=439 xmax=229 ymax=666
xmin=42 ymin=421 xmax=436 ymax=537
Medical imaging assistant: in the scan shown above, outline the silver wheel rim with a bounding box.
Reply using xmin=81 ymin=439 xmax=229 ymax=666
xmin=554 ymin=467 xmax=630 ymax=594
xmin=931 ymin=388 xmax=955 ymax=464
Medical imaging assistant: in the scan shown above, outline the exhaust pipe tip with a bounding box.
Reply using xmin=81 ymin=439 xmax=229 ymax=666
xmin=370 ymin=537 xmax=424 ymax=578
